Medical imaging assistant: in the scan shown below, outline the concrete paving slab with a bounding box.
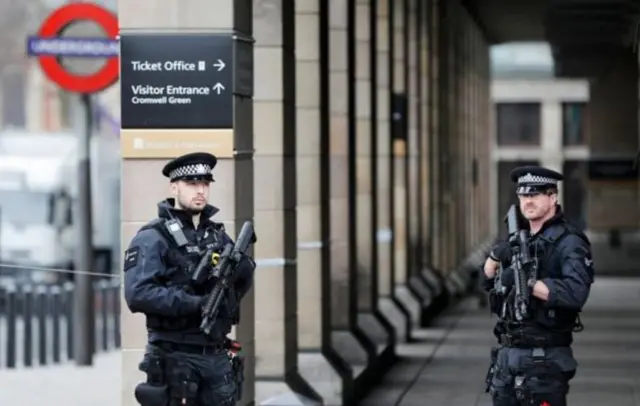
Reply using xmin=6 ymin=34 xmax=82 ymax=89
xmin=361 ymin=277 xmax=640 ymax=406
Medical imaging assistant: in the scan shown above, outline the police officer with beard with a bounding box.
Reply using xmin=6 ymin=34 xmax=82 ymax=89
xmin=483 ymin=166 xmax=594 ymax=406
xmin=124 ymin=152 xmax=255 ymax=406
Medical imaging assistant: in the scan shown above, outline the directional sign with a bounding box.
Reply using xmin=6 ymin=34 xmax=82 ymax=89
xmin=120 ymin=34 xmax=234 ymax=129
xmin=26 ymin=3 xmax=119 ymax=94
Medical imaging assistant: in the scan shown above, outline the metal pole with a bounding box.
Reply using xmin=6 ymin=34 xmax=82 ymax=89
xmin=72 ymin=93 xmax=95 ymax=366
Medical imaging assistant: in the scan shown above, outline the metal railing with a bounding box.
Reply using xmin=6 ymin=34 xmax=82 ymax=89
xmin=0 ymin=278 xmax=120 ymax=368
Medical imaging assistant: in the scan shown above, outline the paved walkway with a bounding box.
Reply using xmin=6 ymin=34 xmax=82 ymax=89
xmin=0 ymin=350 xmax=120 ymax=406
xmin=362 ymin=276 xmax=640 ymax=406
xmin=1 ymin=277 xmax=638 ymax=405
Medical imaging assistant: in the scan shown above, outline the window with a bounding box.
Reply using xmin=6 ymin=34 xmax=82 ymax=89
xmin=562 ymin=160 xmax=587 ymax=230
xmin=496 ymin=102 xmax=541 ymax=146
xmin=0 ymin=190 xmax=51 ymax=225
xmin=562 ymin=102 xmax=588 ymax=146
xmin=497 ymin=160 xmax=539 ymax=236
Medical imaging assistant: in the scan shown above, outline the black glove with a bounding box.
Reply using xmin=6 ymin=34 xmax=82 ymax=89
xmin=500 ymin=267 xmax=515 ymax=287
xmin=490 ymin=240 xmax=511 ymax=266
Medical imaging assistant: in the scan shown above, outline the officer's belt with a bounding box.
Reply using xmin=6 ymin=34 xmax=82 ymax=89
xmin=499 ymin=333 xmax=571 ymax=348
xmin=154 ymin=341 xmax=226 ymax=355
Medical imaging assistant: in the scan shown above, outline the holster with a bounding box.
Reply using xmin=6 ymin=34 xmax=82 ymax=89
xmin=135 ymin=354 xmax=169 ymax=406
xmin=484 ymin=347 xmax=499 ymax=393
xmin=231 ymin=355 xmax=246 ymax=401
xmin=488 ymin=290 xmax=503 ymax=316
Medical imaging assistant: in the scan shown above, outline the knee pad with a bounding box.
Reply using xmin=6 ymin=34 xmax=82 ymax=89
xmin=134 ymin=382 xmax=169 ymax=406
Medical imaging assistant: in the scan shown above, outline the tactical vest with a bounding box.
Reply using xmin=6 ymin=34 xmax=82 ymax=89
xmin=513 ymin=220 xmax=589 ymax=339
xmin=138 ymin=218 xmax=236 ymax=335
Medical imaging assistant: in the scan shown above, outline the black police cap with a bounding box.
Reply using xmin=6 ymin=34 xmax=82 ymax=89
xmin=509 ymin=165 xmax=563 ymax=195
xmin=161 ymin=152 xmax=217 ymax=182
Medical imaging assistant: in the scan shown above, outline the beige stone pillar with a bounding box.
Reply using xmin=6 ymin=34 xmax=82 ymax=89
xmin=354 ymin=0 xmax=395 ymax=356
xmin=470 ymin=26 xmax=480 ymax=248
xmin=327 ymin=0 xmax=369 ymax=390
xmin=406 ymin=0 xmax=420 ymax=277
xmin=294 ymin=1 xmax=344 ymax=404
xmin=478 ymin=35 xmax=491 ymax=243
xmin=445 ymin=5 xmax=455 ymax=270
xmin=431 ymin=0 xmax=445 ymax=272
xmin=355 ymin=0 xmax=375 ymax=315
xmin=481 ymin=31 xmax=491 ymax=241
xmin=117 ymin=1 xmax=255 ymax=405
xmin=461 ymin=14 xmax=472 ymax=256
xmin=447 ymin=3 xmax=461 ymax=270
xmin=420 ymin=0 xmax=431 ymax=270
xmin=403 ymin=0 xmax=434 ymax=315
xmin=391 ymin=0 xmax=422 ymax=328
xmin=252 ymin=1 xmax=320 ymax=404
xmin=392 ymin=0 xmax=408 ymax=286
xmin=376 ymin=0 xmax=411 ymax=343
xmin=462 ymin=18 xmax=471 ymax=254
xmin=417 ymin=0 xmax=442 ymax=299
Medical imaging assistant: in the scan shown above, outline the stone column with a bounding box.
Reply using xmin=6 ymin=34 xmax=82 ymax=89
xmin=354 ymin=0 xmax=395 ymax=360
xmin=376 ymin=0 xmax=411 ymax=343
xmin=478 ymin=34 xmax=491 ymax=242
xmin=418 ymin=0 xmax=444 ymax=301
xmin=431 ymin=0 xmax=444 ymax=272
xmin=405 ymin=0 xmax=420 ymax=278
xmin=295 ymin=1 xmax=344 ymax=405
xmin=463 ymin=18 xmax=473 ymax=254
xmin=252 ymin=1 xmax=320 ymax=404
xmin=461 ymin=13 xmax=471 ymax=256
xmin=403 ymin=0 xmax=434 ymax=320
xmin=117 ymin=1 xmax=255 ymax=405
xmin=326 ymin=0 xmax=369 ymax=396
xmin=391 ymin=0 xmax=422 ymax=330
xmin=420 ymin=0 xmax=431 ymax=270
xmin=402 ymin=0 xmax=430 ymax=307
xmin=447 ymin=3 xmax=461 ymax=270
xmin=470 ymin=26 xmax=480 ymax=247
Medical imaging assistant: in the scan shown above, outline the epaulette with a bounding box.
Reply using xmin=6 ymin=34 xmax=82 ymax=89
xmin=542 ymin=220 xmax=590 ymax=246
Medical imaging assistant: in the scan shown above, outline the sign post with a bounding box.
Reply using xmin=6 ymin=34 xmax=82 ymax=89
xmin=26 ymin=2 xmax=119 ymax=367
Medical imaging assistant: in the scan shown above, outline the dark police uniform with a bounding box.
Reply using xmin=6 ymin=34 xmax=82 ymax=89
xmin=484 ymin=166 xmax=594 ymax=406
xmin=123 ymin=152 xmax=255 ymax=406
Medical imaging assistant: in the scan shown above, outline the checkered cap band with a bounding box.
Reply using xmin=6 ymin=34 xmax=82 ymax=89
xmin=169 ymin=163 xmax=212 ymax=180
xmin=517 ymin=173 xmax=558 ymax=185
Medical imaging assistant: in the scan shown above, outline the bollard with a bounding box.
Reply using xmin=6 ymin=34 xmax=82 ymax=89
xmin=97 ymin=279 xmax=109 ymax=351
xmin=63 ymin=282 xmax=74 ymax=360
xmin=36 ymin=285 xmax=48 ymax=366
xmin=50 ymin=285 xmax=62 ymax=364
xmin=5 ymin=284 xmax=17 ymax=368
xmin=22 ymin=285 xmax=33 ymax=367
xmin=112 ymin=279 xmax=121 ymax=348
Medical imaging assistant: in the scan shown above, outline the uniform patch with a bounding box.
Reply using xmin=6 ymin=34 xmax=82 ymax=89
xmin=124 ymin=246 xmax=140 ymax=271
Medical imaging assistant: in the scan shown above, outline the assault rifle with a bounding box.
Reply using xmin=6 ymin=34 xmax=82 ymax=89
xmin=504 ymin=204 xmax=537 ymax=322
xmin=197 ymin=221 xmax=257 ymax=336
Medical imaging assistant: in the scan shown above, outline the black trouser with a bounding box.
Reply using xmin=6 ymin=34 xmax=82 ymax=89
xmin=136 ymin=343 xmax=239 ymax=406
xmin=487 ymin=346 xmax=576 ymax=406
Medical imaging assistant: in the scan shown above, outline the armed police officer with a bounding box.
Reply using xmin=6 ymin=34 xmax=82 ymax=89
xmin=483 ymin=166 xmax=594 ymax=406
xmin=123 ymin=152 xmax=255 ymax=406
